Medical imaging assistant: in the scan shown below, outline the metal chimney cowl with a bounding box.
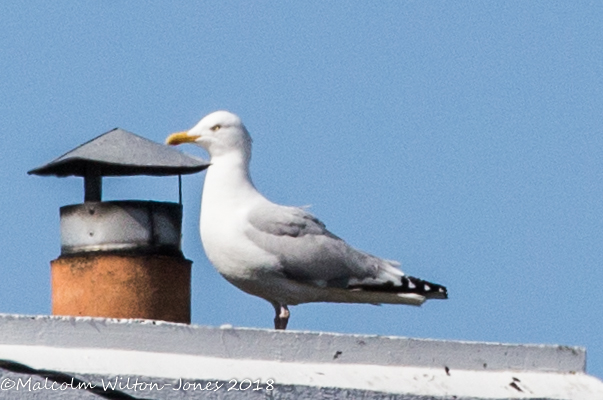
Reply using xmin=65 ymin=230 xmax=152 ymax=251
xmin=29 ymin=128 xmax=209 ymax=324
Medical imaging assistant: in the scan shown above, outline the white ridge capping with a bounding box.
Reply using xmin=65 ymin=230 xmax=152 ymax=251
xmin=0 ymin=313 xmax=602 ymax=400
xmin=0 ymin=313 xmax=586 ymax=373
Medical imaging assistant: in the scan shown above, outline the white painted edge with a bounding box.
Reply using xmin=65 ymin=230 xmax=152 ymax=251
xmin=0 ymin=314 xmax=587 ymax=373
xmin=0 ymin=344 xmax=602 ymax=399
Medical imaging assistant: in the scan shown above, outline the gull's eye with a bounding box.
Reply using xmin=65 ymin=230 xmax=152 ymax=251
xmin=210 ymin=124 xmax=222 ymax=132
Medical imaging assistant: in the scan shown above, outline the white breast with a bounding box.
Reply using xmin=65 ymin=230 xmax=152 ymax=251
xmin=199 ymin=162 xmax=278 ymax=281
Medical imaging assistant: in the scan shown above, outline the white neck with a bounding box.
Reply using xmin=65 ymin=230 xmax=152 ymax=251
xmin=201 ymin=150 xmax=263 ymax=213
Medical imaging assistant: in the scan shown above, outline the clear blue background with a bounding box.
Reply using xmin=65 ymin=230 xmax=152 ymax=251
xmin=1 ymin=1 xmax=602 ymax=379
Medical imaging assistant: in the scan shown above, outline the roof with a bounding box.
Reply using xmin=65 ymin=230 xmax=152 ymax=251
xmin=0 ymin=314 xmax=601 ymax=399
xmin=28 ymin=128 xmax=209 ymax=178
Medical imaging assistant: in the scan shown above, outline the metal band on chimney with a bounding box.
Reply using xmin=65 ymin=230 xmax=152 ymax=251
xmin=60 ymin=201 xmax=183 ymax=256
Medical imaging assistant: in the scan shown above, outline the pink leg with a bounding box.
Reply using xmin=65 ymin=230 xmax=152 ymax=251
xmin=272 ymin=303 xmax=290 ymax=330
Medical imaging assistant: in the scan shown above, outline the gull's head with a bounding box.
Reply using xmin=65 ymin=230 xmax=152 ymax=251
xmin=166 ymin=110 xmax=252 ymax=158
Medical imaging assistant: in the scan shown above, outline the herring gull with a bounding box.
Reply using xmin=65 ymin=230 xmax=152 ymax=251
xmin=166 ymin=111 xmax=447 ymax=330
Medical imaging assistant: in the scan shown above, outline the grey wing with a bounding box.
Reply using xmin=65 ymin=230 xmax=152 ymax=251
xmin=245 ymin=203 xmax=404 ymax=288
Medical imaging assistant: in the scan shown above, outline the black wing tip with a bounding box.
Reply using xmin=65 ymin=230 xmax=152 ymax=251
xmin=347 ymin=276 xmax=448 ymax=300
xmin=402 ymin=276 xmax=448 ymax=299
xmin=404 ymin=276 xmax=448 ymax=299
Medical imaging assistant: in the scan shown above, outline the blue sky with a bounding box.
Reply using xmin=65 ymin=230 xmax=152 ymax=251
xmin=2 ymin=1 xmax=602 ymax=379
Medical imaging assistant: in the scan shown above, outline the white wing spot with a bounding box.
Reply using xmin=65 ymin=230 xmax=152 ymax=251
xmin=408 ymin=280 xmax=416 ymax=289
xmin=424 ymin=284 xmax=431 ymax=291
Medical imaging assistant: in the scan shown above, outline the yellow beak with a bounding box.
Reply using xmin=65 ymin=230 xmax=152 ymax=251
xmin=165 ymin=131 xmax=201 ymax=145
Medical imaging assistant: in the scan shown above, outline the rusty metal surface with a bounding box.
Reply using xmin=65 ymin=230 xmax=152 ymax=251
xmin=51 ymin=253 xmax=191 ymax=323
xmin=60 ymin=201 xmax=183 ymax=255
xmin=28 ymin=128 xmax=208 ymax=177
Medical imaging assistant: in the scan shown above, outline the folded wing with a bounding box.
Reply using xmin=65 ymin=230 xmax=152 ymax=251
xmin=245 ymin=203 xmax=447 ymax=300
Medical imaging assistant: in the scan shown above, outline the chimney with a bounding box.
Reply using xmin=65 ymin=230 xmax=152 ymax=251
xmin=29 ymin=128 xmax=208 ymax=324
